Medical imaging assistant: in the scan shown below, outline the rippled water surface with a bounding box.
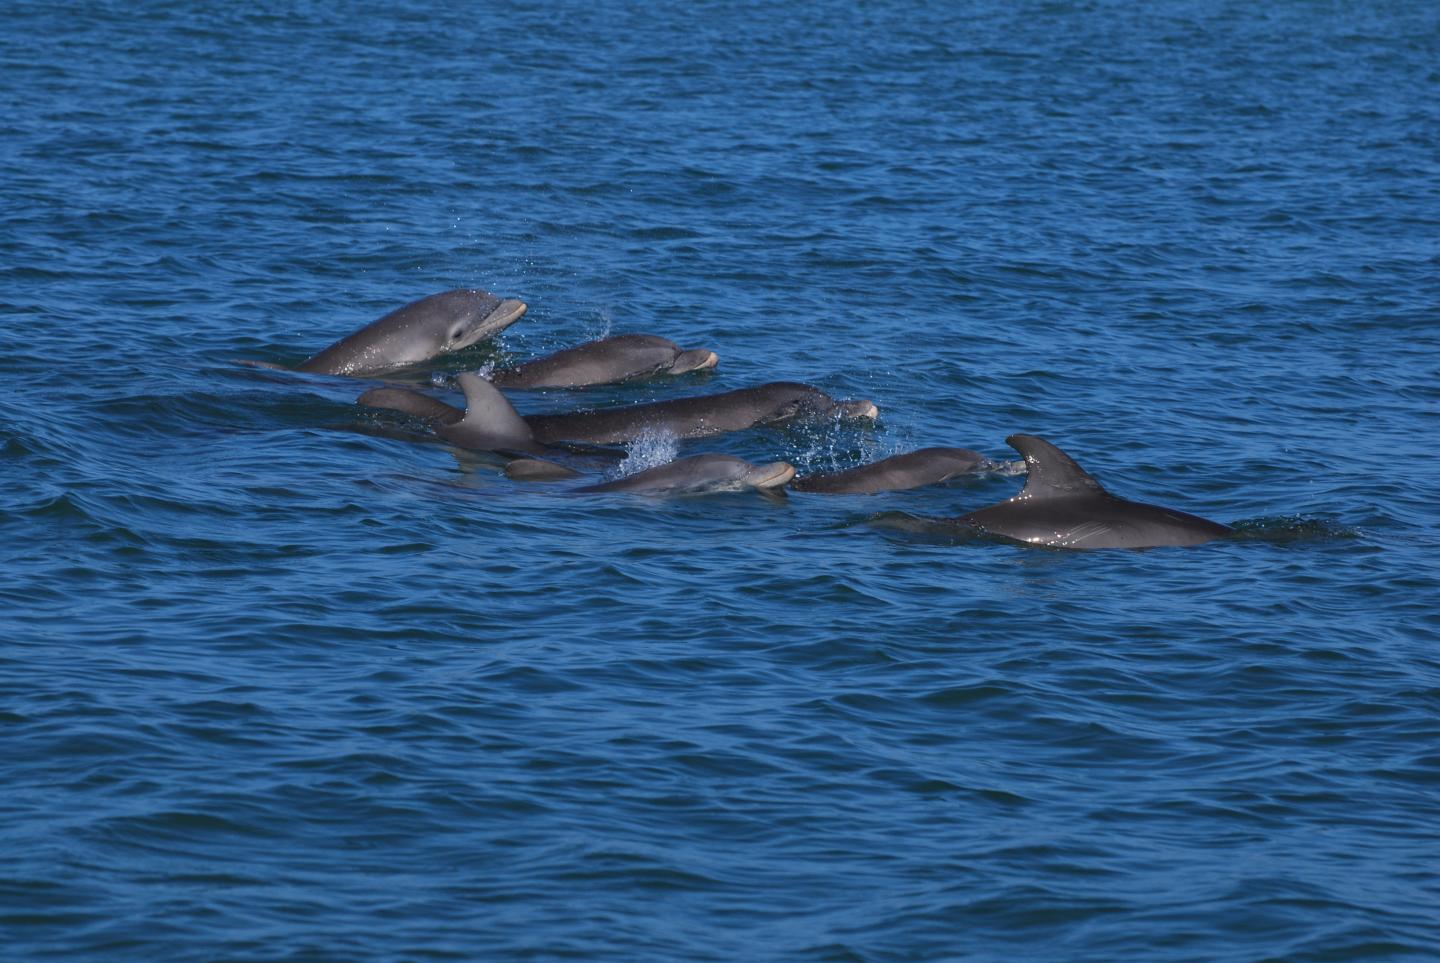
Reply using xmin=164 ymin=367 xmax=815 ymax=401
xmin=4 ymin=1 xmax=1439 ymax=959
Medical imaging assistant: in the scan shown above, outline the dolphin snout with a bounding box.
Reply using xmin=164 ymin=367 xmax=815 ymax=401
xmin=671 ymin=347 xmax=720 ymax=374
xmin=751 ymin=461 xmax=797 ymax=489
xmin=838 ymin=399 xmax=879 ymax=421
xmin=486 ymin=298 xmax=528 ymax=328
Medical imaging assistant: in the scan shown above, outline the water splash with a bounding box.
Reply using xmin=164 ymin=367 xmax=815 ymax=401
xmin=614 ymin=425 xmax=680 ymax=478
xmin=985 ymin=459 xmax=1028 ymax=476
xmin=782 ymin=415 xmax=885 ymax=475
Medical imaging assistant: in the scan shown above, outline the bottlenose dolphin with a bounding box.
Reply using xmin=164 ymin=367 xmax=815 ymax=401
xmin=431 ymin=372 xmax=547 ymax=454
xmin=793 ymin=447 xmax=994 ymax=494
xmin=958 ymin=435 xmax=1232 ymax=549
xmin=358 ymin=376 xmax=620 ymax=475
xmin=490 ymin=334 xmax=719 ymax=389
xmin=577 ymin=454 xmax=796 ymax=496
xmin=524 ymin=382 xmax=878 ymax=446
xmin=258 ymin=289 xmax=526 ymax=376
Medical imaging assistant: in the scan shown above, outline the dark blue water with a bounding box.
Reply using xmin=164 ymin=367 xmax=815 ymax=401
xmin=4 ymin=1 xmax=1439 ymax=959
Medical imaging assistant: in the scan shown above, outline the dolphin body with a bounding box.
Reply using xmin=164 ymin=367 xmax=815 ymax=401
xmin=793 ymin=447 xmax=994 ymax=494
xmin=360 ymin=373 xmax=547 ymax=453
xmin=523 ymin=381 xmax=878 ymax=446
xmin=958 ymin=435 xmax=1232 ymax=549
xmin=270 ymin=289 xmax=526 ymax=377
xmin=576 ymin=454 xmax=796 ymax=497
xmin=490 ymin=334 xmax=719 ymax=389
xmin=357 ymin=374 xmax=588 ymax=480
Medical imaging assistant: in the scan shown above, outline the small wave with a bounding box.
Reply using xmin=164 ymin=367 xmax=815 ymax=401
xmin=1228 ymin=515 xmax=1361 ymax=543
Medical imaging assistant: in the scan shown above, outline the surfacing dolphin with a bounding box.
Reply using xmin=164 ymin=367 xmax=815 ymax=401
xmin=361 ymin=373 xmax=548 ymax=451
xmin=958 ymin=434 xmax=1232 ymax=549
xmin=252 ymin=289 xmax=527 ymax=377
xmin=358 ymin=375 xmax=614 ymax=476
xmin=524 ymin=381 xmax=878 ymax=446
xmin=793 ymin=447 xmax=998 ymax=494
xmin=490 ymin=334 xmax=719 ymax=389
xmin=576 ymin=454 xmax=796 ymax=497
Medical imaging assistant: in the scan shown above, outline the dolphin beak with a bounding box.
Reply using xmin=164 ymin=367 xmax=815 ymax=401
xmin=671 ymin=348 xmax=720 ymax=374
xmin=483 ymin=298 xmax=528 ymax=332
xmin=837 ymin=399 xmax=879 ymax=421
xmin=751 ymin=461 xmax=797 ymax=489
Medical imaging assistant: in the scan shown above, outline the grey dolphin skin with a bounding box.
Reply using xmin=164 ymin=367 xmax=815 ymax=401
xmin=958 ymin=434 xmax=1232 ymax=549
xmin=490 ymin=334 xmax=719 ymax=389
xmin=524 ymin=381 xmax=878 ymax=446
xmin=355 ymin=387 xmax=465 ymax=425
xmin=793 ymin=447 xmax=992 ymax=494
xmin=358 ymin=373 xmax=542 ymax=453
xmin=432 ymin=373 xmax=545 ymax=454
xmin=290 ymin=289 xmax=527 ymax=376
xmin=577 ymin=454 xmax=796 ymax=496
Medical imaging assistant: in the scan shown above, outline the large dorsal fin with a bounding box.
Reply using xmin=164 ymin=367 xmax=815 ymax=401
xmin=1007 ymin=434 xmax=1106 ymax=500
xmin=453 ymin=372 xmax=535 ymax=447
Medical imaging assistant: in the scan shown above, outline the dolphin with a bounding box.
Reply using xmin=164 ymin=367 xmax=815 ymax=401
xmin=524 ymin=381 xmax=878 ymax=446
xmin=357 ymin=374 xmax=545 ymax=457
xmin=253 ymin=289 xmax=527 ymax=377
xmin=793 ymin=447 xmax=995 ymax=494
xmin=489 ymin=334 xmax=719 ymax=389
xmin=357 ymin=375 xmax=620 ymax=475
xmin=958 ymin=434 xmax=1232 ymax=549
xmin=576 ymin=454 xmax=796 ymax=497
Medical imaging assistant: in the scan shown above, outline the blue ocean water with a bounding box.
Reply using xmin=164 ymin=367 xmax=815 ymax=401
xmin=3 ymin=0 xmax=1439 ymax=958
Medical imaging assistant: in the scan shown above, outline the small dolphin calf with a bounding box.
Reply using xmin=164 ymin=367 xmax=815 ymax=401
xmin=793 ymin=447 xmax=993 ymax=494
xmin=525 ymin=381 xmax=878 ymax=446
xmin=490 ymin=334 xmax=719 ymax=389
xmin=263 ymin=289 xmax=526 ymax=376
xmin=578 ymin=454 xmax=796 ymax=497
xmin=959 ymin=435 xmax=1232 ymax=549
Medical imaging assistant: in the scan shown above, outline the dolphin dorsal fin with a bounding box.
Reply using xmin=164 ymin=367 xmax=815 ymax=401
xmin=455 ymin=372 xmax=535 ymax=447
xmin=1007 ymin=434 xmax=1106 ymax=500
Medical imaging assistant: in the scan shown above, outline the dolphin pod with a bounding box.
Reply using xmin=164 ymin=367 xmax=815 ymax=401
xmin=254 ymin=286 xmax=1240 ymax=547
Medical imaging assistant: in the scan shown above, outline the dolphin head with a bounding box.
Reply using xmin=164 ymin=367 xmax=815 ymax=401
xmin=435 ymin=289 xmax=528 ymax=352
xmin=669 ymin=347 xmax=721 ymax=375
